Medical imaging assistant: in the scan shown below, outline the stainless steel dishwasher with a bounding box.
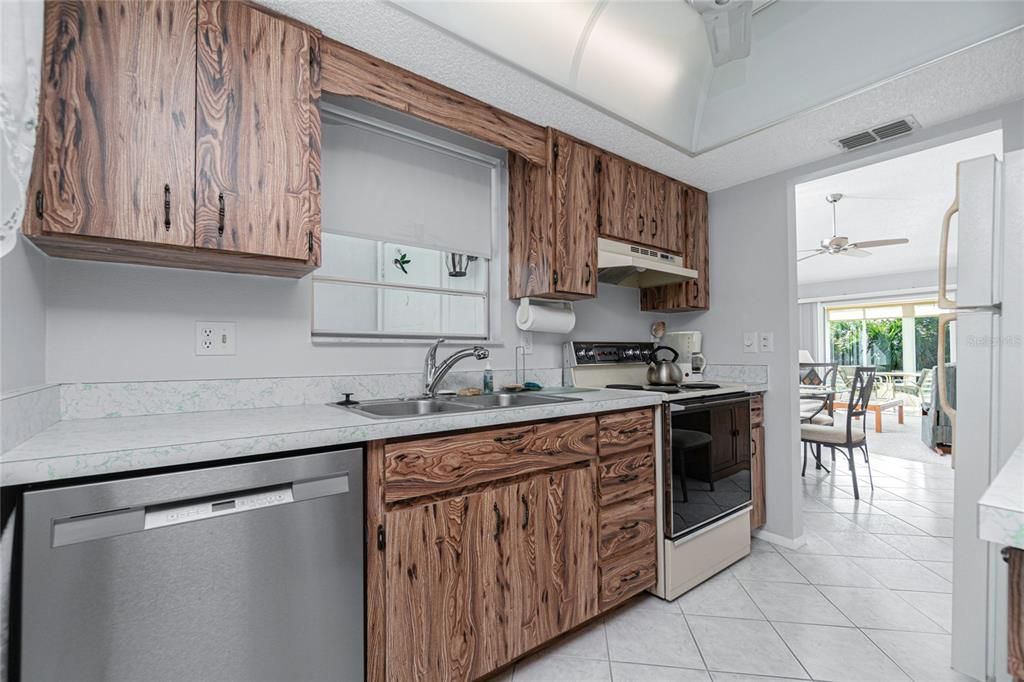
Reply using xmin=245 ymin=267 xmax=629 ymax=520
xmin=20 ymin=448 xmax=364 ymax=682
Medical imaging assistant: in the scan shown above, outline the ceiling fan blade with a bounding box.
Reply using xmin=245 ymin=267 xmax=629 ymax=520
xmin=840 ymin=248 xmax=872 ymax=258
xmin=797 ymin=251 xmax=825 ymax=262
xmin=797 ymin=248 xmax=823 ymax=252
xmin=848 ymin=238 xmax=910 ymax=249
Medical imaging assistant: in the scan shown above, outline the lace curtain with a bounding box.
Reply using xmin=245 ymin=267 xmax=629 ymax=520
xmin=0 ymin=1 xmax=43 ymax=258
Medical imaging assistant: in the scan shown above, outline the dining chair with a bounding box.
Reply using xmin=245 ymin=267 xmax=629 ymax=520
xmin=800 ymin=366 xmax=877 ymax=499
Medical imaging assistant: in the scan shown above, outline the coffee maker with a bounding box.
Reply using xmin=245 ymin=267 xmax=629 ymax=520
xmin=664 ymin=331 xmax=706 ymax=383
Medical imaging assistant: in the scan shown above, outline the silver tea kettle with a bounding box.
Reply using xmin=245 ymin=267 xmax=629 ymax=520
xmin=646 ymin=346 xmax=683 ymax=386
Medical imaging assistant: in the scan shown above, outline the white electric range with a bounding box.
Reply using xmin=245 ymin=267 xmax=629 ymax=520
xmin=566 ymin=341 xmax=755 ymax=600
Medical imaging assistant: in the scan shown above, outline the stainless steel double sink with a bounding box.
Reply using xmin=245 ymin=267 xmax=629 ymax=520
xmin=332 ymin=392 xmax=580 ymax=419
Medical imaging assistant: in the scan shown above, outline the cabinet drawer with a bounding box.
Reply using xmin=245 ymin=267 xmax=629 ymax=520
xmin=598 ymin=409 xmax=654 ymax=457
xmin=384 ymin=417 xmax=596 ymax=503
xmin=600 ymin=545 xmax=656 ymax=610
xmin=598 ymin=450 xmax=654 ymax=506
xmin=750 ymin=394 xmax=764 ymax=426
xmin=599 ymin=494 xmax=656 ymax=559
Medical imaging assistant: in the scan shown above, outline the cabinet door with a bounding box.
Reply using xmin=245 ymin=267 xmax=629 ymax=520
xmin=645 ymin=172 xmax=670 ymax=251
xmin=35 ymin=0 xmax=196 ymax=246
xmin=553 ymin=134 xmax=599 ymax=296
xmin=664 ymin=181 xmax=686 ymax=255
xmin=684 ymin=187 xmax=710 ymax=309
xmin=196 ymin=0 xmax=320 ymax=262
xmin=539 ymin=466 xmax=600 ymax=633
xmin=598 ymin=153 xmax=637 ymax=243
xmin=751 ymin=425 xmax=766 ymax=529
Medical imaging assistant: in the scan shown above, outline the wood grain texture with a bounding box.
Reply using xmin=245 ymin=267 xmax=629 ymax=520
xmin=750 ymin=393 xmax=764 ymax=427
xmin=598 ymin=409 xmax=655 ymax=458
xmin=645 ymin=170 xmax=669 ymax=252
xmin=552 ymin=133 xmax=599 ymax=297
xmin=366 ymin=441 xmax=387 ymax=682
xmin=196 ymin=0 xmax=316 ymax=261
xmin=27 ymin=232 xmax=318 ymax=277
xmin=599 ymin=544 xmax=656 ymax=611
xmin=384 ymin=417 xmax=597 ymax=504
xmin=319 ymin=39 xmax=548 ymax=166
xmin=540 ymin=465 xmax=600 ymax=634
xmin=664 ymin=180 xmax=687 ymax=255
xmin=599 ymin=493 xmax=656 ymax=559
xmin=306 ymin=30 xmax=322 ymax=267
xmin=32 ymin=0 xmax=195 ymax=246
xmin=598 ymin=450 xmax=655 ymax=507
xmin=1008 ymin=548 xmax=1023 ymax=681
xmin=751 ymin=425 xmax=766 ymax=529
xmin=386 ymin=495 xmax=475 ymax=681
xmin=640 ymin=186 xmax=709 ymax=312
xmin=508 ymin=149 xmax=558 ymax=300
xmin=598 ymin=153 xmax=638 ymax=244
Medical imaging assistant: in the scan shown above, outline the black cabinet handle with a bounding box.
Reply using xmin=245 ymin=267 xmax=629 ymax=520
xmin=621 ymin=521 xmax=640 ymax=530
xmin=623 ymin=569 xmax=642 ymax=582
xmin=35 ymin=190 xmax=43 ymax=218
xmin=494 ymin=433 xmax=524 ymax=445
xmin=651 ymin=218 xmax=658 ymax=237
xmin=521 ymin=494 xmax=530 ymax=529
xmin=638 ymin=215 xmax=645 ymax=235
xmin=218 ymin=192 xmax=225 ymax=235
xmin=585 ymin=263 xmax=592 ymax=286
xmin=163 ymin=184 xmax=171 ymax=231
xmin=493 ymin=503 xmax=504 ymax=541
xmin=617 ymin=473 xmax=639 ymax=483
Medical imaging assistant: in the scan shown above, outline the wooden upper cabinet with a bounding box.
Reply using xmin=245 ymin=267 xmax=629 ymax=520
xmin=552 ymin=133 xmax=599 ymax=297
xmin=644 ymin=171 xmax=670 ymax=252
xmin=196 ymin=0 xmax=321 ymax=263
xmin=640 ymin=186 xmax=709 ymax=312
xmin=31 ymin=0 xmax=196 ymax=246
xmin=664 ymin=181 xmax=687 ymax=255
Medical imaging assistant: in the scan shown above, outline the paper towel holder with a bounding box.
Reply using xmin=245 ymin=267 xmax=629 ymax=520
xmin=515 ymin=297 xmax=575 ymax=333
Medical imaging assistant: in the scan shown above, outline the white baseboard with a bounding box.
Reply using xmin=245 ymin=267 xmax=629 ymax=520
xmin=752 ymin=529 xmax=808 ymax=550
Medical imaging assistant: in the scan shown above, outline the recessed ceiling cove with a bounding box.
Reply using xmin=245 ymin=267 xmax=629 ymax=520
xmin=395 ymin=0 xmax=1024 ymax=155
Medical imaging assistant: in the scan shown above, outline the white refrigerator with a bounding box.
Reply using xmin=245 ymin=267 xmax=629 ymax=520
xmin=939 ymin=151 xmax=1023 ymax=681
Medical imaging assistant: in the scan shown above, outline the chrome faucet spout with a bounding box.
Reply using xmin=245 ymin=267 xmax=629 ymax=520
xmin=423 ymin=339 xmax=490 ymax=396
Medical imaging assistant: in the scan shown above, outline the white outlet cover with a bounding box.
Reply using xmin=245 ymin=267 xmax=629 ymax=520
xmin=196 ymin=321 xmax=236 ymax=356
xmin=758 ymin=331 xmax=774 ymax=353
xmin=743 ymin=332 xmax=758 ymax=353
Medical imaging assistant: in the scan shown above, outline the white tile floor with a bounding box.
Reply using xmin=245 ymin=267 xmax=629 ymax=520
xmin=501 ymin=451 xmax=968 ymax=681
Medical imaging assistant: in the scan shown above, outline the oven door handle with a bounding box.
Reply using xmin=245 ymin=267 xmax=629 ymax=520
xmin=670 ymin=395 xmax=750 ymax=412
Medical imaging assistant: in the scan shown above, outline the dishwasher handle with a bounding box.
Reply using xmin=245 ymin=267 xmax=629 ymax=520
xmin=51 ymin=473 xmax=350 ymax=547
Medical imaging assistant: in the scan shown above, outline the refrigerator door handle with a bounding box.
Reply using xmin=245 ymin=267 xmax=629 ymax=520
xmin=936 ymin=313 xmax=957 ymax=453
xmin=937 ymin=168 xmax=1003 ymax=314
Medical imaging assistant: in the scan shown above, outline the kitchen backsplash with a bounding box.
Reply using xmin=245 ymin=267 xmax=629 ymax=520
xmin=58 ymin=368 xmax=564 ymax=420
xmin=703 ymin=363 xmax=770 ymax=386
xmin=1 ymin=384 xmax=61 ymax=452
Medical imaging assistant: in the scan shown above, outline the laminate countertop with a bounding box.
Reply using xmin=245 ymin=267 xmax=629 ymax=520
xmin=978 ymin=438 xmax=1024 ymax=550
xmin=0 ymin=389 xmax=661 ymax=486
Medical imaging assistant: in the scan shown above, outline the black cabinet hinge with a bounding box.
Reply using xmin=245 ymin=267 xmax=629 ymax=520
xmin=595 ymin=159 xmax=602 ymax=174
xmin=35 ymin=190 xmax=43 ymax=218
xmin=552 ymin=143 xmax=559 ymax=160
xmin=376 ymin=524 xmax=386 ymax=551
xmin=597 ymin=214 xmax=603 ymax=228
xmin=552 ymin=270 xmax=559 ymax=286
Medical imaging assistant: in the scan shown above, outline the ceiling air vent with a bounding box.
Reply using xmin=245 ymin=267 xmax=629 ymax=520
xmin=833 ymin=116 xmax=920 ymax=151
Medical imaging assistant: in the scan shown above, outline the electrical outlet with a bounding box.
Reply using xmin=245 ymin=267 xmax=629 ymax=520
xmin=743 ymin=332 xmax=759 ymax=353
xmin=196 ymin=322 xmax=236 ymax=356
xmin=520 ymin=331 xmax=534 ymax=355
xmin=758 ymin=331 xmax=774 ymax=353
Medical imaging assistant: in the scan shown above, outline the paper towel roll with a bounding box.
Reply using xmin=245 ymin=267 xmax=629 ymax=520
xmin=516 ymin=298 xmax=576 ymax=334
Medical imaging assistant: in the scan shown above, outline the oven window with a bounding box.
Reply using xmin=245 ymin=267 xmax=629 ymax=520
xmin=668 ymin=400 xmax=752 ymax=539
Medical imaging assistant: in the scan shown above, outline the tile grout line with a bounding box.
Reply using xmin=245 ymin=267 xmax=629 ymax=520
xmin=732 ymin=574 xmax=815 ymax=681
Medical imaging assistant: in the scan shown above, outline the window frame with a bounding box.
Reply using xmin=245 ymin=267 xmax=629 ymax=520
xmin=311 ymin=103 xmax=506 ymax=343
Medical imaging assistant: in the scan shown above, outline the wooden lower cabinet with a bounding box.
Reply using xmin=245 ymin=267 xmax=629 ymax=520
xmin=1008 ymin=547 xmax=1023 ymax=681
xmin=750 ymin=425 xmax=766 ymax=529
xmin=383 ymin=465 xmax=598 ymax=681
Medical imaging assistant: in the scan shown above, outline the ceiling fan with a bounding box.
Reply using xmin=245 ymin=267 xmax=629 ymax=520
xmin=798 ymin=193 xmax=910 ymax=262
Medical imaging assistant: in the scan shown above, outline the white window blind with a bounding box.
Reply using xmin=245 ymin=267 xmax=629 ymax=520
xmin=320 ymin=106 xmax=496 ymax=258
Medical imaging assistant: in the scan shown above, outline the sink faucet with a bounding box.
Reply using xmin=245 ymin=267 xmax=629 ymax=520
xmin=423 ymin=338 xmax=489 ymax=397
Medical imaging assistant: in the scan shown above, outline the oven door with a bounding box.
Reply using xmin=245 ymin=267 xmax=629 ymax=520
xmin=665 ymin=395 xmax=752 ymax=540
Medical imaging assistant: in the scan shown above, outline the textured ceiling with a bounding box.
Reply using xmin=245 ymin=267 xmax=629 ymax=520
xmin=795 ymin=130 xmax=1003 ymax=284
xmin=264 ymin=0 xmax=1024 ymax=191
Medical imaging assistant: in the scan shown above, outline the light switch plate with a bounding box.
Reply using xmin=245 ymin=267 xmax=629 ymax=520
xmin=196 ymin=321 xmax=236 ymax=356
xmin=743 ymin=332 xmax=758 ymax=353
xmin=758 ymin=331 xmax=774 ymax=353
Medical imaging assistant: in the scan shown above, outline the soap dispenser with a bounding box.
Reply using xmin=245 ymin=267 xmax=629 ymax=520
xmin=482 ymin=362 xmax=494 ymax=394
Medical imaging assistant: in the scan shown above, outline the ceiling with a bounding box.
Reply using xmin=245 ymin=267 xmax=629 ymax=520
xmin=794 ymin=130 xmax=1003 ymax=285
xmin=263 ymin=0 xmax=1024 ymax=191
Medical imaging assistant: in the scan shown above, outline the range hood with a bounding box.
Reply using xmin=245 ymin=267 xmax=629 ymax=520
xmin=597 ymin=238 xmax=698 ymax=288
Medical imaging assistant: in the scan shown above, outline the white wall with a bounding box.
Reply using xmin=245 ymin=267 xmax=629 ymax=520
xmin=798 ymin=268 xmax=944 ymax=301
xmin=0 ymin=236 xmax=46 ymax=393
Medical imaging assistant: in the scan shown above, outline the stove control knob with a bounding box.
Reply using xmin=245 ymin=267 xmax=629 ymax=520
xmin=585 ymin=349 xmax=596 ymax=360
